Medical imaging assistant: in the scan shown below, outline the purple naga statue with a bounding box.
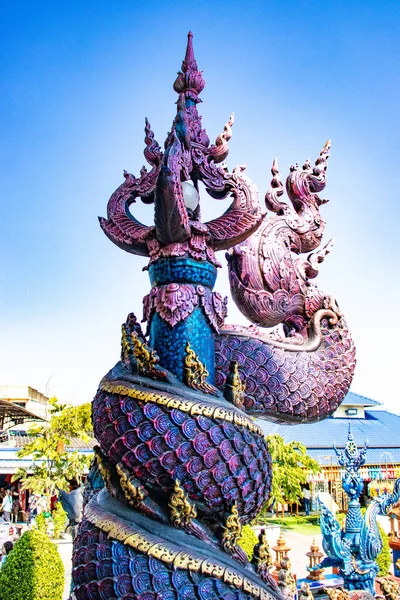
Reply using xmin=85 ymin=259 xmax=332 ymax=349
xmin=71 ymin=33 xmax=356 ymax=600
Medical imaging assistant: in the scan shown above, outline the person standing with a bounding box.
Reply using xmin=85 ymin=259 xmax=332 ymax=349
xmin=302 ymin=484 xmax=311 ymax=516
xmin=1 ymin=490 xmax=13 ymax=522
xmin=11 ymin=496 xmax=19 ymax=523
xmin=0 ymin=541 xmax=13 ymax=567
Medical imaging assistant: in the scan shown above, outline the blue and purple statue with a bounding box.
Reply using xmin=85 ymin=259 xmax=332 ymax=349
xmin=319 ymin=427 xmax=400 ymax=595
xmin=71 ymin=33 xmax=356 ymax=600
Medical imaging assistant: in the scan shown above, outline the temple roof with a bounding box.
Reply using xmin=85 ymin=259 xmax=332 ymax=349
xmin=257 ymin=404 xmax=400 ymax=466
xmin=0 ymin=399 xmax=45 ymax=423
xmin=340 ymin=391 xmax=382 ymax=407
xmin=0 ymin=431 xmax=95 ymax=451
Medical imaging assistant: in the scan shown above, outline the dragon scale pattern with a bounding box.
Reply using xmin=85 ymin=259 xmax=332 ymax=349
xmin=215 ymin=315 xmax=355 ymax=423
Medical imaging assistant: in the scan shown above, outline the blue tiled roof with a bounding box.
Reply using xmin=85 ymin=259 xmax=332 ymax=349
xmin=256 ymin=410 xmax=400 ymax=466
xmin=340 ymin=391 xmax=382 ymax=407
xmin=306 ymin=448 xmax=400 ymax=466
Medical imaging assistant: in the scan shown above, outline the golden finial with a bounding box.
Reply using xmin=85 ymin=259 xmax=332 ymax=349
xmin=131 ymin=334 xmax=158 ymax=375
xmin=183 ymin=342 xmax=218 ymax=395
xmin=169 ymin=480 xmax=197 ymax=528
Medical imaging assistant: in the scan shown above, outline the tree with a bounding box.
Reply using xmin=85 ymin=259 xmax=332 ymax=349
xmin=266 ymin=433 xmax=320 ymax=506
xmin=12 ymin=398 xmax=93 ymax=502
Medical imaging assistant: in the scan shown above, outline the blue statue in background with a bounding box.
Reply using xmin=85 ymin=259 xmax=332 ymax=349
xmin=319 ymin=425 xmax=400 ymax=595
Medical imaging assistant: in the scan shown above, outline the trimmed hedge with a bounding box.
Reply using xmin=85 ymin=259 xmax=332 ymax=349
xmin=258 ymin=515 xmax=321 ymax=526
xmin=376 ymin=523 xmax=391 ymax=576
xmin=0 ymin=529 xmax=64 ymax=600
xmin=52 ymin=503 xmax=67 ymax=539
xmin=238 ymin=524 xmax=258 ymax=560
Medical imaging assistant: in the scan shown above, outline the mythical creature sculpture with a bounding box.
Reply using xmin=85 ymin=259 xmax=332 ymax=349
xmin=277 ymin=558 xmax=296 ymax=599
xmin=318 ymin=427 xmax=400 ymax=595
xmin=71 ymin=33 xmax=356 ymax=600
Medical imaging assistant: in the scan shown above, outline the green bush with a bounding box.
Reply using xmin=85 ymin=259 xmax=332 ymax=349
xmin=52 ymin=502 xmax=67 ymax=539
xmin=0 ymin=529 xmax=64 ymax=600
xmin=257 ymin=515 xmax=321 ymax=526
xmin=376 ymin=523 xmax=391 ymax=576
xmin=238 ymin=524 xmax=258 ymax=560
xmin=35 ymin=513 xmax=47 ymax=534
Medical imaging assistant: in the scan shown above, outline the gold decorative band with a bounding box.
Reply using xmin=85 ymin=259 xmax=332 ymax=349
xmin=99 ymin=379 xmax=264 ymax=436
xmin=85 ymin=498 xmax=275 ymax=600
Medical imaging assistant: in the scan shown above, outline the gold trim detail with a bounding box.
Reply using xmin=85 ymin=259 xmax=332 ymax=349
xmin=84 ymin=498 xmax=275 ymax=600
xmin=221 ymin=503 xmax=242 ymax=554
xmin=116 ymin=462 xmax=146 ymax=508
xmin=121 ymin=324 xmax=158 ymax=376
xmin=169 ymin=480 xmax=197 ymax=528
xmin=324 ymin=588 xmax=351 ymax=600
xmin=183 ymin=342 xmax=218 ymax=395
xmin=99 ymin=380 xmax=263 ymax=436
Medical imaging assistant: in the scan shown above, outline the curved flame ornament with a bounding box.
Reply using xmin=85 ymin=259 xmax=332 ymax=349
xmin=71 ymin=32 xmax=356 ymax=600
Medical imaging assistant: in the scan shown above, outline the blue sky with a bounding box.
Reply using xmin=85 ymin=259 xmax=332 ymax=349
xmin=1 ymin=1 xmax=399 ymax=412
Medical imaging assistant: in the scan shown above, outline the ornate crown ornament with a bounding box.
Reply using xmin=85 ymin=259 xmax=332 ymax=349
xmin=99 ymin=31 xmax=262 ymax=265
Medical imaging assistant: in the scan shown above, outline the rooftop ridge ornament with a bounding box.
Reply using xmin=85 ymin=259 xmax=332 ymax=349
xmin=334 ymin=424 xmax=368 ymax=473
xmin=173 ymin=31 xmax=205 ymax=101
xmin=99 ymin=31 xmax=262 ymax=259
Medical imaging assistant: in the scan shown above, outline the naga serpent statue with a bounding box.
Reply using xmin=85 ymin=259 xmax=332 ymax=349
xmin=318 ymin=428 xmax=400 ymax=595
xmin=71 ymin=33 xmax=356 ymax=600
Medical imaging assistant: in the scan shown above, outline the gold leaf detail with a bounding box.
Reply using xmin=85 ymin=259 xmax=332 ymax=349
xmin=116 ymin=462 xmax=145 ymax=508
xmin=183 ymin=342 xmax=218 ymax=395
xmin=169 ymin=480 xmax=197 ymax=528
xmin=99 ymin=380 xmax=263 ymax=436
xmin=221 ymin=503 xmax=242 ymax=554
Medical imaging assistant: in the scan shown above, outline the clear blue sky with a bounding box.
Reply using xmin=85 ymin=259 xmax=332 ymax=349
xmin=1 ymin=1 xmax=399 ymax=412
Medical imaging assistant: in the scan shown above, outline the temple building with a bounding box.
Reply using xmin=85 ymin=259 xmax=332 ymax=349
xmin=0 ymin=385 xmax=94 ymax=487
xmin=257 ymin=391 xmax=400 ymax=510
xmin=0 ymin=385 xmax=50 ymax=421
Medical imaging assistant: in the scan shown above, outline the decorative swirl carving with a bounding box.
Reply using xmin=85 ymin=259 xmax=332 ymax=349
xmin=183 ymin=342 xmax=219 ymax=395
xmin=143 ymin=117 xmax=162 ymax=170
xmin=221 ymin=503 xmax=247 ymax=565
xmin=116 ymin=462 xmax=146 ymax=508
xmin=169 ymin=479 xmax=197 ymax=528
xmin=208 ymin=113 xmax=234 ymax=163
xmin=228 ymin=142 xmax=333 ymax=334
xmin=99 ymin=32 xmax=261 ymax=261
